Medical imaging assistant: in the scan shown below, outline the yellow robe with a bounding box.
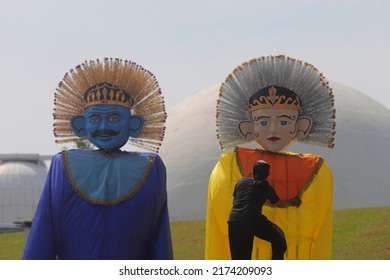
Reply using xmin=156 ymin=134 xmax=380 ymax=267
xmin=205 ymin=147 xmax=333 ymax=260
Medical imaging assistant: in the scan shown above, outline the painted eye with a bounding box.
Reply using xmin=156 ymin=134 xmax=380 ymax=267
xmin=89 ymin=117 xmax=99 ymax=124
xmin=110 ymin=116 xmax=120 ymax=123
xmin=260 ymin=121 xmax=268 ymax=126
xmin=280 ymin=120 xmax=288 ymax=126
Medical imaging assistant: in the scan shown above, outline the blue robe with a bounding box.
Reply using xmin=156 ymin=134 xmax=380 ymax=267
xmin=23 ymin=149 xmax=173 ymax=260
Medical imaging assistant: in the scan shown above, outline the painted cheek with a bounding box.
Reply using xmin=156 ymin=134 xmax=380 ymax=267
xmin=257 ymin=122 xmax=272 ymax=137
xmin=86 ymin=122 xmax=97 ymax=135
xmin=254 ymin=128 xmax=267 ymax=143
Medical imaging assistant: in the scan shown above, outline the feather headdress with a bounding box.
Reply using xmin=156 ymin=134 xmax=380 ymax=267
xmin=53 ymin=58 xmax=166 ymax=152
xmin=216 ymin=55 xmax=336 ymax=150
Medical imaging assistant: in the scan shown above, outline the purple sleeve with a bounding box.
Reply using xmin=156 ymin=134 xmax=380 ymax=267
xmin=149 ymin=155 xmax=174 ymax=259
xmin=22 ymin=154 xmax=64 ymax=260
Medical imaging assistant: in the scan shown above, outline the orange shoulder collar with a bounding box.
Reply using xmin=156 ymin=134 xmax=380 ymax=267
xmin=235 ymin=147 xmax=323 ymax=200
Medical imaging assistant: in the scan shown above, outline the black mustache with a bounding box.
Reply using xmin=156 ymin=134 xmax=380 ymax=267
xmin=91 ymin=129 xmax=120 ymax=138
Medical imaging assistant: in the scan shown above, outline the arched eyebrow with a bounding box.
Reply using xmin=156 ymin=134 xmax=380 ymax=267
xmin=276 ymin=114 xmax=296 ymax=120
xmin=253 ymin=115 xmax=271 ymax=121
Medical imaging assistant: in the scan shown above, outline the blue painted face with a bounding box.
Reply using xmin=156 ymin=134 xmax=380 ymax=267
xmin=70 ymin=105 xmax=144 ymax=151
xmin=84 ymin=105 xmax=131 ymax=150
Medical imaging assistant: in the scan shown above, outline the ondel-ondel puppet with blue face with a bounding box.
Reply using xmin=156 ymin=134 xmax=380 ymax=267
xmin=23 ymin=58 xmax=172 ymax=260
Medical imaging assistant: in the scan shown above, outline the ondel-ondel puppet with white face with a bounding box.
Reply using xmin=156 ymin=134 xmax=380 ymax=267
xmin=23 ymin=58 xmax=173 ymax=260
xmin=206 ymin=55 xmax=336 ymax=260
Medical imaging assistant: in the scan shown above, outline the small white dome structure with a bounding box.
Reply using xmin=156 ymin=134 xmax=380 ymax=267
xmin=160 ymin=82 xmax=390 ymax=220
xmin=0 ymin=154 xmax=48 ymax=229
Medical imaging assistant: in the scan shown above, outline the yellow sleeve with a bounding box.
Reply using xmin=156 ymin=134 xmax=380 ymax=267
xmin=205 ymin=151 xmax=241 ymax=259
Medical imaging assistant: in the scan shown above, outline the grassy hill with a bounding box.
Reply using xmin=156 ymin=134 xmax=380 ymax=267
xmin=1 ymin=206 xmax=389 ymax=260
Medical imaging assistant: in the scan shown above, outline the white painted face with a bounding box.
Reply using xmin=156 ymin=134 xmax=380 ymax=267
xmin=250 ymin=108 xmax=300 ymax=152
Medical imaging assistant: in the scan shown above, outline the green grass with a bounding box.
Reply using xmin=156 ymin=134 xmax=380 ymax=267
xmin=332 ymin=206 xmax=390 ymax=259
xmin=171 ymin=219 xmax=205 ymax=259
xmin=0 ymin=232 xmax=24 ymax=260
xmin=1 ymin=206 xmax=389 ymax=260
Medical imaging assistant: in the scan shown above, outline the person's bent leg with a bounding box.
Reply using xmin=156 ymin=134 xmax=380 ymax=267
xmin=269 ymin=223 xmax=287 ymax=260
xmin=228 ymin=222 xmax=254 ymax=260
xmin=247 ymin=218 xmax=287 ymax=260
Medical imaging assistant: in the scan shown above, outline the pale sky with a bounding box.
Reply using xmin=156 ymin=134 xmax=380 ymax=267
xmin=0 ymin=0 xmax=389 ymax=155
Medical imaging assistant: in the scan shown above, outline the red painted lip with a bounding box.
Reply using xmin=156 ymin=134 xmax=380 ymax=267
xmin=267 ymin=136 xmax=281 ymax=142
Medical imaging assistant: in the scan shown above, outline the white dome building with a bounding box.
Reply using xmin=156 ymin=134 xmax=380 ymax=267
xmin=0 ymin=154 xmax=48 ymax=229
xmin=159 ymin=82 xmax=390 ymax=220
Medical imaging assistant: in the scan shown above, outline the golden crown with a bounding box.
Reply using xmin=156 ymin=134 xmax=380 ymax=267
xmin=84 ymin=82 xmax=133 ymax=109
xmin=248 ymin=85 xmax=302 ymax=112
